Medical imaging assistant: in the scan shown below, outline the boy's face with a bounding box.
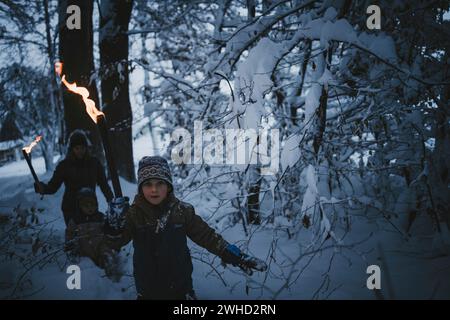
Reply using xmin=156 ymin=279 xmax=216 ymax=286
xmin=142 ymin=179 xmax=169 ymax=205
xmin=79 ymin=197 xmax=98 ymax=215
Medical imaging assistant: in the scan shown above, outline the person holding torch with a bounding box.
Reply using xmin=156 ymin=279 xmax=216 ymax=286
xmin=34 ymin=130 xmax=114 ymax=226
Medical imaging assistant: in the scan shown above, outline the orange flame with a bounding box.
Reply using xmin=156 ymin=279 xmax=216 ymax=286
xmin=23 ymin=136 xmax=42 ymax=154
xmin=55 ymin=62 xmax=104 ymax=123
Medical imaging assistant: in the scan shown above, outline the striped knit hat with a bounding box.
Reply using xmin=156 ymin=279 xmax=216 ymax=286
xmin=137 ymin=156 xmax=173 ymax=191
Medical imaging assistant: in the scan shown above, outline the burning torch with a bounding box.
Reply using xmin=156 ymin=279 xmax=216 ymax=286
xmin=22 ymin=136 xmax=42 ymax=185
xmin=22 ymin=136 xmax=44 ymax=198
xmin=55 ymin=62 xmax=128 ymax=233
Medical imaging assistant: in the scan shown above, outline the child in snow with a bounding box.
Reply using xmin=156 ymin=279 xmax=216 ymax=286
xmin=111 ymin=156 xmax=267 ymax=300
xmin=66 ymin=187 xmax=122 ymax=281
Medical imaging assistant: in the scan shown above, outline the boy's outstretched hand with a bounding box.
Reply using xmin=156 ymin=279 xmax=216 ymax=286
xmin=221 ymin=244 xmax=268 ymax=276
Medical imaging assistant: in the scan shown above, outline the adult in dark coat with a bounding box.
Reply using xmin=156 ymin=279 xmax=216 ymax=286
xmin=35 ymin=130 xmax=113 ymax=226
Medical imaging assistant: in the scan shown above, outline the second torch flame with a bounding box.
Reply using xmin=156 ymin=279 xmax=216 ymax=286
xmin=23 ymin=136 xmax=42 ymax=154
xmin=55 ymin=62 xmax=104 ymax=124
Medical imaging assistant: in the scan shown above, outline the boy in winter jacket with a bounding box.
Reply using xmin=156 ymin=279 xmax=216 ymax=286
xmin=66 ymin=188 xmax=122 ymax=281
xmin=112 ymin=156 xmax=267 ymax=300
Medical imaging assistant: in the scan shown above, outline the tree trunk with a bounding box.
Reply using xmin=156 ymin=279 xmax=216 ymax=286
xmin=429 ymin=51 xmax=450 ymax=229
xmin=99 ymin=0 xmax=135 ymax=182
xmin=41 ymin=137 xmax=55 ymax=173
xmin=312 ymin=49 xmax=331 ymax=156
xmin=245 ymin=0 xmax=261 ymax=225
xmin=247 ymin=164 xmax=261 ymax=225
xmin=141 ymin=33 xmax=157 ymax=152
xmin=247 ymin=0 xmax=255 ymax=20
xmin=313 ymin=86 xmax=328 ymax=155
xmin=43 ymin=0 xmax=60 ymax=170
xmin=292 ymin=40 xmax=311 ymax=125
xmin=58 ymin=0 xmax=103 ymax=160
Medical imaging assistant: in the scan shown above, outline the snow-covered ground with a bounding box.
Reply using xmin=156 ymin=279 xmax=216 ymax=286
xmin=1 ymin=137 xmax=449 ymax=300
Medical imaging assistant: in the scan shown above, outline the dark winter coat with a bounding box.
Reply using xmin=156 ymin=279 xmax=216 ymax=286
xmin=41 ymin=153 xmax=113 ymax=225
xmin=114 ymin=192 xmax=228 ymax=300
xmin=65 ymin=211 xmax=108 ymax=267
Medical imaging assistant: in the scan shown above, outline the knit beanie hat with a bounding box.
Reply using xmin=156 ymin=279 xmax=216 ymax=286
xmin=68 ymin=130 xmax=88 ymax=150
xmin=137 ymin=156 xmax=173 ymax=192
xmin=76 ymin=187 xmax=97 ymax=201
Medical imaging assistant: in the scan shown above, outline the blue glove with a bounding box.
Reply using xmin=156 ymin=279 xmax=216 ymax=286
xmin=221 ymin=244 xmax=268 ymax=275
xmin=221 ymin=244 xmax=242 ymax=266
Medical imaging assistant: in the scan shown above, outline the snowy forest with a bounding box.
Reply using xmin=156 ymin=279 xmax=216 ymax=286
xmin=0 ymin=0 xmax=449 ymax=300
